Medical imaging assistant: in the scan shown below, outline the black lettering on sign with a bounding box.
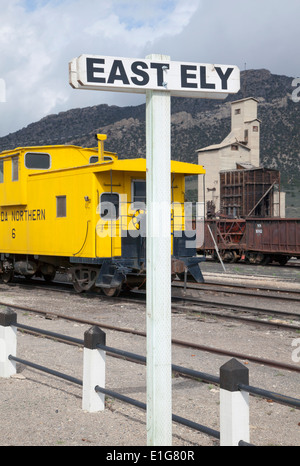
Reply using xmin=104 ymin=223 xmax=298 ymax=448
xmin=81 ymin=56 xmax=238 ymax=94
xmin=200 ymin=66 xmax=215 ymax=89
xmin=86 ymin=58 xmax=105 ymax=83
xmin=131 ymin=61 xmax=149 ymax=86
xmin=215 ymin=67 xmax=234 ymax=90
xmin=150 ymin=63 xmax=169 ymax=86
xmin=107 ymin=60 xmax=130 ymax=85
xmin=12 ymin=228 xmax=16 ymax=239
xmin=181 ymin=65 xmax=197 ymax=88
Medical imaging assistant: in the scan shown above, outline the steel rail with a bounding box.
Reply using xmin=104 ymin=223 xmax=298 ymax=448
xmin=3 ymin=274 xmax=300 ymax=297
xmin=170 ymin=294 xmax=300 ymax=321
xmin=170 ymin=302 xmax=300 ymax=331
xmin=3 ymin=301 xmax=300 ymax=374
xmin=129 ymin=289 xmax=300 ymax=324
xmin=1 ymin=274 xmax=300 ymax=326
xmin=173 ymin=281 xmax=300 ymax=301
xmin=3 ymin=280 xmax=299 ymax=329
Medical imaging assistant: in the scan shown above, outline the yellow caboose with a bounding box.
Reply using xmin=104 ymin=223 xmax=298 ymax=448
xmin=0 ymin=136 xmax=205 ymax=295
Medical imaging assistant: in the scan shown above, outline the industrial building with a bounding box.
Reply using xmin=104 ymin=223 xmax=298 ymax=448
xmin=197 ymin=97 xmax=285 ymax=218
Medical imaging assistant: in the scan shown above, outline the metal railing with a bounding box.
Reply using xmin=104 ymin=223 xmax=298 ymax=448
xmin=1 ymin=307 xmax=299 ymax=446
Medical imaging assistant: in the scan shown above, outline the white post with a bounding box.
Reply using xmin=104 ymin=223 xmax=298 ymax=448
xmin=0 ymin=308 xmax=17 ymax=378
xmin=146 ymin=54 xmax=172 ymax=446
xmin=220 ymin=358 xmax=250 ymax=446
xmin=69 ymin=51 xmax=240 ymax=445
xmin=82 ymin=326 xmax=106 ymax=412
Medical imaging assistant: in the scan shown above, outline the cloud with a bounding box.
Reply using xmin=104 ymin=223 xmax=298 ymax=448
xmin=0 ymin=0 xmax=299 ymax=137
xmin=0 ymin=0 xmax=202 ymax=136
xmin=151 ymin=0 xmax=300 ymax=76
xmin=84 ymin=1 xmax=199 ymax=47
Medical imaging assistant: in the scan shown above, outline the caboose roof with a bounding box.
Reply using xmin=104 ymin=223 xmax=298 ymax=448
xmin=91 ymin=158 xmax=205 ymax=175
xmin=27 ymin=156 xmax=205 ymax=178
xmin=0 ymin=144 xmax=205 ymax=178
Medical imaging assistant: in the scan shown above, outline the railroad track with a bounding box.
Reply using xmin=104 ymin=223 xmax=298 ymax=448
xmin=5 ymin=273 xmax=300 ymax=299
xmin=174 ymin=279 xmax=300 ymax=330
xmin=1 ymin=276 xmax=300 ymax=330
xmin=174 ymin=279 xmax=300 ymax=300
xmin=205 ymin=257 xmax=300 ymax=268
xmin=126 ymin=290 xmax=300 ymax=332
xmin=0 ymin=275 xmax=299 ymax=375
xmin=1 ymin=299 xmax=299 ymax=376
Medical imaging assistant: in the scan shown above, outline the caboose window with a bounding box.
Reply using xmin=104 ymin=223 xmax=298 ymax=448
xmin=100 ymin=193 xmax=119 ymax=219
xmin=0 ymin=160 xmax=3 ymax=183
xmin=12 ymin=158 xmax=19 ymax=181
xmin=89 ymin=155 xmax=113 ymax=163
xmin=25 ymin=152 xmax=51 ymax=169
xmin=56 ymin=195 xmax=67 ymax=218
xmin=132 ymin=180 xmax=146 ymax=204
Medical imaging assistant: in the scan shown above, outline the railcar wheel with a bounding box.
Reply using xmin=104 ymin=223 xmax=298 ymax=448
xmin=73 ymin=280 xmax=85 ymax=293
xmin=262 ymin=255 xmax=271 ymax=265
xmin=254 ymin=253 xmax=265 ymax=265
xmin=211 ymin=251 xmax=218 ymax=261
xmin=222 ymin=251 xmax=239 ymax=263
xmin=229 ymin=251 xmax=240 ymax=263
xmin=42 ymin=272 xmax=56 ymax=282
xmin=277 ymin=255 xmax=290 ymax=266
xmin=2 ymin=271 xmax=14 ymax=284
xmin=71 ymin=267 xmax=98 ymax=293
xmin=245 ymin=252 xmax=256 ymax=264
xmin=101 ymin=286 xmax=121 ymax=297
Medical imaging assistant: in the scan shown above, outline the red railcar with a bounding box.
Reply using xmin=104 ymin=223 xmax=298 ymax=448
xmin=200 ymin=218 xmax=300 ymax=265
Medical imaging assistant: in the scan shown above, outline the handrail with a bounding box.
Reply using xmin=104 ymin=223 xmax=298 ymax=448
xmin=1 ymin=309 xmax=299 ymax=446
xmin=14 ymin=322 xmax=300 ymax=410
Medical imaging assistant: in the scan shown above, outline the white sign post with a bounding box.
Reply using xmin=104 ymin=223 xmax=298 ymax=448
xmin=69 ymin=54 xmax=240 ymax=446
xmin=145 ymin=54 xmax=172 ymax=445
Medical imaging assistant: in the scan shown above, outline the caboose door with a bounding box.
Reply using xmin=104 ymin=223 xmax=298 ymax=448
xmin=95 ymin=172 xmax=123 ymax=258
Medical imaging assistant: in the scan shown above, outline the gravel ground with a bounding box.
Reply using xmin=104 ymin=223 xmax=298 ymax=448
xmin=0 ymin=263 xmax=299 ymax=447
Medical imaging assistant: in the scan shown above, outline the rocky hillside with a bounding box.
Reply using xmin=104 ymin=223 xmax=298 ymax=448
xmin=0 ymin=68 xmax=299 ymax=214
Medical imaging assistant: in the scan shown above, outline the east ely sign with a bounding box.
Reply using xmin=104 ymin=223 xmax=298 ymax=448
xmin=69 ymin=54 xmax=240 ymax=99
xmin=69 ymin=53 xmax=240 ymax=447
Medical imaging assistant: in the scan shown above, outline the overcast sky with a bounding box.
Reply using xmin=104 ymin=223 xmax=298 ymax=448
xmin=0 ymin=0 xmax=299 ymax=137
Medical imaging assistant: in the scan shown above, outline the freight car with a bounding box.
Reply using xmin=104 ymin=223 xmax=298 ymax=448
xmin=0 ymin=136 xmax=205 ymax=295
xmin=200 ymin=218 xmax=300 ymax=265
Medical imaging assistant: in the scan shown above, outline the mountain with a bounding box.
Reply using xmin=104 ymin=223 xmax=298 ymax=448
xmin=1 ymin=69 xmax=299 ymax=215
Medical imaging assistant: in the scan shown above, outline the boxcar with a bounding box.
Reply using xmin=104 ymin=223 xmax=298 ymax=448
xmin=244 ymin=218 xmax=300 ymax=264
xmin=200 ymin=218 xmax=300 ymax=265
